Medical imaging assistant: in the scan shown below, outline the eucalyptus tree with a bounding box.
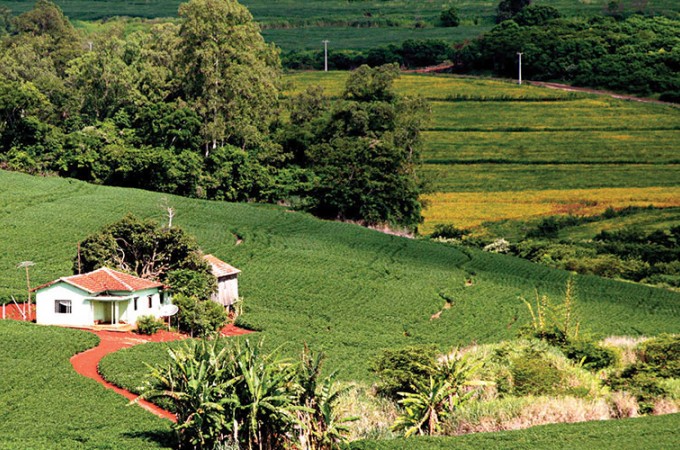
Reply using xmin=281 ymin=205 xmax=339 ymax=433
xmin=176 ymin=0 xmax=282 ymax=157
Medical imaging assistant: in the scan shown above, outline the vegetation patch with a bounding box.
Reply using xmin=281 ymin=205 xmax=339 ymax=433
xmin=0 ymin=321 xmax=172 ymax=449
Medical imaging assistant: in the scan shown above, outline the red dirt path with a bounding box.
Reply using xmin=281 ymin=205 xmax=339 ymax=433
xmin=2 ymin=303 xmax=253 ymax=422
xmin=70 ymin=329 xmax=182 ymax=422
xmin=69 ymin=324 xmax=253 ymax=422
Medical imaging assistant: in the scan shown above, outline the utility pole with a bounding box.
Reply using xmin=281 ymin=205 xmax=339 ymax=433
xmin=322 ymin=40 xmax=329 ymax=72
xmin=517 ymin=52 xmax=523 ymax=85
xmin=17 ymin=261 xmax=35 ymax=320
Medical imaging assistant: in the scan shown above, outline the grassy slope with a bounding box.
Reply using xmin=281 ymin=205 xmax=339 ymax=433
xmin=2 ymin=170 xmax=680 ymax=383
xmin=0 ymin=320 xmax=172 ymax=449
xmin=350 ymin=413 xmax=680 ymax=449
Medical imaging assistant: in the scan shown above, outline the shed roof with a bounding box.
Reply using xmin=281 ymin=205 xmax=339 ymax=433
xmin=35 ymin=267 xmax=163 ymax=294
xmin=204 ymin=254 xmax=241 ymax=278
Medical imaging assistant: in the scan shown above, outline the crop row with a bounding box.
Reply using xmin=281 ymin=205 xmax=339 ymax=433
xmin=0 ymin=320 xmax=172 ymax=449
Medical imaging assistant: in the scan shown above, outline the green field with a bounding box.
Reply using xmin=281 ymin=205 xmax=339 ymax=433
xmin=2 ymin=170 xmax=680 ymax=383
xmin=0 ymin=320 xmax=172 ymax=449
xmin=3 ymin=0 xmax=680 ymax=50
xmin=350 ymin=413 xmax=680 ymax=449
xmin=2 ymin=320 xmax=678 ymax=449
xmin=284 ymin=72 xmax=680 ymax=195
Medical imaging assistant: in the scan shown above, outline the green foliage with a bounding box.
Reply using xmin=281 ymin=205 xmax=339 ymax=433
xmin=430 ymin=224 xmax=468 ymax=240
xmin=462 ymin=14 xmax=680 ymax=96
xmin=291 ymin=64 xmax=429 ymax=229
xmin=75 ymin=213 xmax=211 ymax=281
xmin=561 ymin=340 xmax=617 ymax=371
xmin=0 ymin=321 xmax=172 ymax=448
xmin=371 ymin=345 xmax=439 ymax=400
xmin=166 ymin=268 xmax=216 ymax=301
xmin=141 ymin=338 xmax=351 ymax=450
xmin=440 ymin=7 xmax=460 ymax=27
xmin=173 ymin=293 xmax=228 ymax=337
xmin=177 ymin=0 xmax=281 ymax=154
xmin=136 ymin=314 xmax=165 ymax=335
xmin=639 ymin=334 xmax=680 ymax=379
xmin=513 ymin=5 xmax=561 ymax=26
xmin=4 ymin=171 xmax=680 ymax=382
xmin=496 ymin=0 xmax=532 ymax=23
xmin=510 ymin=352 xmax=564 ymax=396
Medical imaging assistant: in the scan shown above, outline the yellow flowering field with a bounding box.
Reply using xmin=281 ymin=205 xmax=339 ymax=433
xmin=421 ymin=187 xmax=680 ymax=234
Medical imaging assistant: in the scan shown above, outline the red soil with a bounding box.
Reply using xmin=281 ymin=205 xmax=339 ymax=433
xmin=70 ymin=330 xmax=182 ymax=422
xmin=2 ymin=302 xmax=36 ymax=321
xmin=2 ymin=304 xmax=253 ymax=422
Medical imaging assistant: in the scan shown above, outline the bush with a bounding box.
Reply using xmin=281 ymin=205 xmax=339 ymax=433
xmin=135 ymin=315 xmax=165 ymax=335
xmin=370 ymin=345 xmax=438 ymax=400
xmin=659 ymin=91 xmax=680 ymax=103
xmin=562 ymin=340 xmax=618 ymax=371
xmin=174 ymin=293 xmax=228 ymax=337
xmin=511 ymin=353 xmax=565 ymax=396
xmin=639 ymin=334 xmax=680 ymax=378
xmin=440 ymin=7 xmax=460 ymax=27
xmin=430 ymin=223 xmax=468 ymax=240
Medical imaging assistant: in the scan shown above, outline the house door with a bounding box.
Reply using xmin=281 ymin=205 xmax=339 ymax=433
xmin=93 ymin=301 xmax=114 ymax=324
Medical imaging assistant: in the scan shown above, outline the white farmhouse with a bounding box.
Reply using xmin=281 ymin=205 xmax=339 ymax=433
xmin=203 ymin=254 xmax=240 ymax=308
xmin=34 ymin=267 xmax=171 ymax=329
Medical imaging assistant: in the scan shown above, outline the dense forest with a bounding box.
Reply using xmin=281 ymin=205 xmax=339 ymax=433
xmin=0 ymin=0 xmax=427 ymax=229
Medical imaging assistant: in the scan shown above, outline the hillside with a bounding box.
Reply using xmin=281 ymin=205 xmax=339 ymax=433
xmin=2 ymin=170 xmax=679 ymax=381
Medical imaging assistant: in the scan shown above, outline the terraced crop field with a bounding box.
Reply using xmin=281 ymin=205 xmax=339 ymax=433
xmin=284 ymin=72 xmax=680 ymax=233
xmin=2 ymin=170 xmax=680 ymax=383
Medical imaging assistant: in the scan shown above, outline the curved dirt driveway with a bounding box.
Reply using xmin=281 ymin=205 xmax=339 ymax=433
xmin=70 ymin=325 xmax=253 ymax=422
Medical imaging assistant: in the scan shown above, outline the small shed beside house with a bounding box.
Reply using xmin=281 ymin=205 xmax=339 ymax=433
xmin=203 ymin=254 xmax=240 ymax=308
xmin=34 ymin=267 xmax=171 ymax=329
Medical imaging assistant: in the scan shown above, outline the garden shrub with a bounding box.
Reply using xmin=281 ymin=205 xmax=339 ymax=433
xmin=174 ymin=293 xmax=228 ymax=337
xmin=135 ymin=315 xmax=164 ymax=335
xmin=370 ymin=345 xmax=438 ymax=400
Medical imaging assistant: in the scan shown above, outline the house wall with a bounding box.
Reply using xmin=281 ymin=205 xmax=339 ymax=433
xmin=117 ymin=288 xmax=167 ymax=325
xmin=36 ymin=284 xmax=171 ymax=327
xmin=36 ymin=283 xmax=92 ymax=327
xmin=213 ymin=275 xmax=239 ymax=306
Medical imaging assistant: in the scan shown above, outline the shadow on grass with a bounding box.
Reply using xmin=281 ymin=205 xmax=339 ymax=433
xmin=123 ymin=429 xmax=176 ymax=448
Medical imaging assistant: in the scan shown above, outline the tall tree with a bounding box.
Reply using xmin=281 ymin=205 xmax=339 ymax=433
xmin=496 ymin=0 xmax=532 ymax=23
xmin=177 ymin=0 xmax=282 ymax=156
xmin=297 ymin=64 xmax=429 ymax=230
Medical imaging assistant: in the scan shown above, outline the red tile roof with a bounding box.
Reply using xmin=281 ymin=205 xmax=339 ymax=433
xmin=204 ymin=254 xmax=241 ymax=278
xmin=36 ymin=267 xmax=163 ymax=294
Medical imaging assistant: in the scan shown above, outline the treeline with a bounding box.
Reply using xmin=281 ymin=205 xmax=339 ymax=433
xmin=283 ymin=7 xmax=680 ymax=99
xmin=0 ymin=0 xmax=427 ymax=230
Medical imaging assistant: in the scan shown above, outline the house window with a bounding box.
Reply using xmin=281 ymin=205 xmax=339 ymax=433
xmin=148 ymin=295 xmax=153 ymax=308
xmin=133 ymin=297 xmax=138 ymax=311
xmin=54 ymin=300 xmax=72 ymax=314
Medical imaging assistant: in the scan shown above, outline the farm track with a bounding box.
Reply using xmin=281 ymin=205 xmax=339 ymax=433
xmin=68 ymin=324 xmax=253 ymax=422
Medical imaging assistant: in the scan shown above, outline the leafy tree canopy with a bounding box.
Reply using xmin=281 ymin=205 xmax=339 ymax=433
xmin=496 ymin=0 xmax=532 ymax=24
xmin=74 ymin=214 xmax=211 ymax=281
